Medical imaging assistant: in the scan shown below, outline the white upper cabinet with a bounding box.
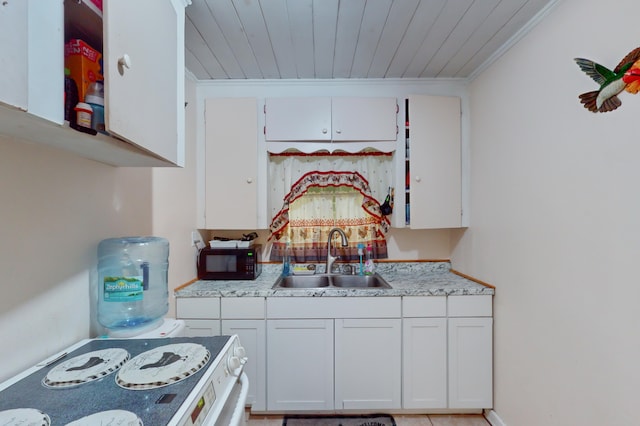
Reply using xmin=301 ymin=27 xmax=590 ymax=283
xmin=104 ymin=0 xmax=185 ymax=166
xmin=265 ymin=97 xmax=332 ymax=141
xmin=205 ymin=98 xmax=259 ymax=229
xmin=407 ymin=95 xmax=462 ymax=229
xmin=0 ymin=1 xmax=28 ymax=112
xmin=331 ymin=97 xmax=398 ymax=141
xmin=264 ymin=97 xmax=397 ymax=152
xmin=0 ymin=0 xmax=187 ymax=167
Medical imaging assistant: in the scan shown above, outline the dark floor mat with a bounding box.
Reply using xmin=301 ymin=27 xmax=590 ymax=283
xmin=283 ymin=413 xmax=396 ymax=426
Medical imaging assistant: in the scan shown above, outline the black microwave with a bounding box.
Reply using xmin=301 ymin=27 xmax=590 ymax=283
xmin=197 ymin=246 xmax=262 ymax=280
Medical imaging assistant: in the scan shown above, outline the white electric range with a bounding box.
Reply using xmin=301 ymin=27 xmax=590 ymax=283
xmin=0 ymin=335 xmax=248 ymax=426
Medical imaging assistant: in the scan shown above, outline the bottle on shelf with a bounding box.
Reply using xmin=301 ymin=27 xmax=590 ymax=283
xmin=85 ymin=81 xmax=107 ymax=134
xmin=364 ymin=243 xmax=375 ymax=275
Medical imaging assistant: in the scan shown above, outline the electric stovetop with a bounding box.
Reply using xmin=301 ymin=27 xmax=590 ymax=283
xmin=0 ymin=335 xmax=232 ymax=425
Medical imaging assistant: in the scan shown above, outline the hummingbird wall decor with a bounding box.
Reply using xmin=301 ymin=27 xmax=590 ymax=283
xmin=574 ymin=47 xmax=640 ymax=112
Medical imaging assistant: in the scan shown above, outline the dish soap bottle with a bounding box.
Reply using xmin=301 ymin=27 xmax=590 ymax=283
xmin=282 ymin=241 xmax=291 ymax=276
xmin=364 ymin=243 xmax=375 ymax=275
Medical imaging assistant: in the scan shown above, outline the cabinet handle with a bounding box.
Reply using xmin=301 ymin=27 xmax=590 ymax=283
xmin=335 ymin=129 xmax=342 ymax=134
xmin=415 ymin=176 xmax=422 ymax=182
xmin=118 ymin=54 xmax=132 ymax=74
xmin=322 ymin=128 xmax=328 ymax=134
xmin=246 ymin=178 xmax=253 ymax=184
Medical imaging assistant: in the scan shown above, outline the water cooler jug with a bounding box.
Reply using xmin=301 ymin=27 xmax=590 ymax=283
xmin=97 ymin=236 xmax=170 ymax=336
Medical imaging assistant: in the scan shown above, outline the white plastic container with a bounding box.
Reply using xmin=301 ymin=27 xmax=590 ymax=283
xmin=74 ymin=102 xmax=92 ymax=129
xmin=85 ymin=82 xmax=106 ymax=134
xmin=97 ymin=237 xmax=169 ymax=334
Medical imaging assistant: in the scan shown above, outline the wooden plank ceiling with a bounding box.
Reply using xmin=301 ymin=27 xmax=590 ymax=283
xmin=185 ymin=0 xmax=556 ymax=80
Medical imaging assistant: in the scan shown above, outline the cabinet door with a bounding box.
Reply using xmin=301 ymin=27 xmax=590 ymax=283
xmin=266 ymin=319 xmax=334 ymax=411
xmin=104 ymin=0 xmax=185 ymax=165
xmin=265 ymin=97 xmax=332 ymax=141
xmin=205 ymin=98 xmax=258 ymax=229
xmin=335 ymin=318 xmax=402 ymax=410
xmin=331 ymin=97 xmax=397 ymax=141
xmin=448 ymin=317 xmax=493 ymax=409
xmin=222 ymin=319 xmax=266 ymax=411
xmin=0 ymin=1 xmax=28 ymax=111
xmin=402 ymin=317 xmax=447 ymax=409
xmin=408 ymin=95 xmax=461 ymax=229
xmin=0 ymin=2 xmax=62 ymax=122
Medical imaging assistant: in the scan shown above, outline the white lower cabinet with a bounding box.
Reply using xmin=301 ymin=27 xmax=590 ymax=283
xmin=222 ymin=320 xmax=266 ymax=411
xmin=176 ymin=297 xmax=220 ymax=337
xmin=335 ymin=318 xmax=402 ymax=410
xmin=221 ymin=297 xmax=267 ymax=412
xmin=266 ymin=319 xmax=334 ymax=411
xmin=177 ymin=294 xmax=492 ymax=413
xmin=448 ymin=317 xmax=492 ymax=408
xmin=177 ymin=296 xmax=268 ymax=411
xmin=402 ymin=317 xmax=448 ymax=408
xmin=447 ymin=295 xmax=493 ymax=409
xmin=266 ymin=297 xmax=402 ymax=412
xmin=402 ymin=295 xmax=493 ymax=410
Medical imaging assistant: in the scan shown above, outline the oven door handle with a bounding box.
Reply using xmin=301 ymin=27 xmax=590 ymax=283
xmin=228 ymin=372 xmax=250 ymax=426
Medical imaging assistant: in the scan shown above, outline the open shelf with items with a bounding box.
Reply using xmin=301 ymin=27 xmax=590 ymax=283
xmin=405 ymin=98 xmax=410 ymax=225
xmin=0 ymin=0 xmax=187 ymax=167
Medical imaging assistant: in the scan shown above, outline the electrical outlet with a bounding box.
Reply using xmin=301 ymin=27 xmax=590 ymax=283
xmin=191 ymin=230 xmax=205 ymax=249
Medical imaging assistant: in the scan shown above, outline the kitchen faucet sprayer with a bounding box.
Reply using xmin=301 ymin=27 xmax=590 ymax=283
xmin=326 ymin=228 xmax=348 ymax=274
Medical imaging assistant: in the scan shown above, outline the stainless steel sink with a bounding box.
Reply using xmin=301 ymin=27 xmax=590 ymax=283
xmin=272 ymin=273 xmax=391 ymax=289
xmin=330 ymin=274 xmax=391 ymax=288
xmin=273 ymin=275 xmax=330 ymax=288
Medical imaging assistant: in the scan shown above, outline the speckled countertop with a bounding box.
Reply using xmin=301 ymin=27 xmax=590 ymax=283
xmin=175 ymin=262 xmax=494 ymax=298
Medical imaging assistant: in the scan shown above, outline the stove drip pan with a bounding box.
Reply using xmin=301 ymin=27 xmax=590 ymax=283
xmin=0 ymin=408 xmax=50 ymax=425
xmin=43 ymin=348 xmax=129 ymax=389
xmin=66 ymin=409 xmax=142 ymax=426
xmin=116 ymin=342 xmax=210 ymax=390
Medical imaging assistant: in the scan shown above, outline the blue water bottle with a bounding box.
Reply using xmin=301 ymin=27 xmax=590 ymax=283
xmin=97 ymin=237 xmax=169 ymax=334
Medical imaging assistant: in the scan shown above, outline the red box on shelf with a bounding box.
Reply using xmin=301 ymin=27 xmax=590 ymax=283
xmin=64 ymin=39 xmax=103 ymax=103
xmin=88 ymin=0 xmax=103 ymax=12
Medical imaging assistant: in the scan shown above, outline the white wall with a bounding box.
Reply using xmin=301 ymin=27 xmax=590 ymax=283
xmin=0 ymin=136 xmax=152 ymax=382
xmin=153 ymin=75 xmax=199 ymax=316
xmin=452 ymin=0 xmax=640 ymax=424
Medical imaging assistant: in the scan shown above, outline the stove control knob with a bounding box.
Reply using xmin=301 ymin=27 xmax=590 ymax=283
xmin=234 ymin=346 xmax=247 ymax=359
xmin=228 ymin=355 xmax=242 ymax=372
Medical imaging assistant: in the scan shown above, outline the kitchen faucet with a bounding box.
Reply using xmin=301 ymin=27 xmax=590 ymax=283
xmin=326 ymin=227 xmax=348 ymax=274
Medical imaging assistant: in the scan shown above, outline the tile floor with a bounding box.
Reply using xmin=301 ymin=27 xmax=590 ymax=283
xmin=245 ymin=412 xmax=490 ymax=426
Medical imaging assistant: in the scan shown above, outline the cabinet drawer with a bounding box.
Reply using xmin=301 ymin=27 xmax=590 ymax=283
xmin=267 ymin=297 xmax=401 ymax=319
xmin=221 ymin=297 xmax=265 ymax=319
xmin=176 ymin=297 xmax=221 ymax=319
xmin=183 ymin=319 xmax=220 ymax=337
xmin=402 ymin=296 xmax=447 ymax=317
xmin=447 ymin=295 xmax=492 ymax=317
